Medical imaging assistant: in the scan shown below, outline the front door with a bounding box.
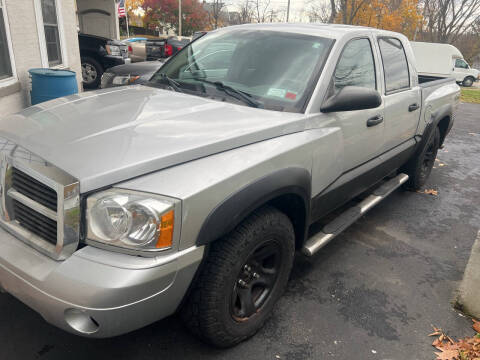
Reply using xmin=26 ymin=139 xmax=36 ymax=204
xmin=454 ymin=58 xmax=471 ymax=82
xmin=327 ymin=37 xmax=385 ymax=172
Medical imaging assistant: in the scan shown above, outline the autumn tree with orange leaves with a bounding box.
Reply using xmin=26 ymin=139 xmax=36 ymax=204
xmin=334 ymin=0 xmax=423 ymax=38
xmin=142 ymin=0 xmax=208 ymax=35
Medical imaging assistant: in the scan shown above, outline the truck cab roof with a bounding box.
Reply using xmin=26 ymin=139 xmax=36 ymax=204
xmin=213 ymin=23 xmax=408 ymax=41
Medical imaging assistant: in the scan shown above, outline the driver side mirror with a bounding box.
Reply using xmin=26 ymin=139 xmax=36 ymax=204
xmin=321 ymin=86 xmax=382 ymax=113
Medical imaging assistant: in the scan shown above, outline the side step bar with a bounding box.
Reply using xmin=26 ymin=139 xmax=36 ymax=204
xmin=302 ymin=173 xmax=409 ymax=257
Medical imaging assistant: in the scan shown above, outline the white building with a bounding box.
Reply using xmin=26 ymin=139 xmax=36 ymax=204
xmin=0 ymin=0 xmax=120 ymax=116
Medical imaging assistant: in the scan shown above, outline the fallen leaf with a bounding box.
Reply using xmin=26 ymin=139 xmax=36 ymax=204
xmin=474 ymin=319 xmax=480 ymax=333
xmin=434 ymin=349 xmax=459 ymax=360
xmin=438 ymin=163 xmax=446 ymax=167
xmin=418 ymin=189 xmax=438 ymax=196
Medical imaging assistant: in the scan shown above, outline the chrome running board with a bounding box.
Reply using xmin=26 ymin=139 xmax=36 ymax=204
xmin=302 ymin=173 xmax=409 ymax=257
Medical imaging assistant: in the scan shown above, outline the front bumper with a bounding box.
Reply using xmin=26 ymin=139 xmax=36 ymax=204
xmin=102 ymin=55 xmax=130 ymax=70
xmin=0 ymin=226 xmax=204 ymax=338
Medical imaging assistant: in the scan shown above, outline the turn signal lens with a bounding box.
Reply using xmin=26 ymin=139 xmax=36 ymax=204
xmin=156 ymin=210 xmax=174 ymax=248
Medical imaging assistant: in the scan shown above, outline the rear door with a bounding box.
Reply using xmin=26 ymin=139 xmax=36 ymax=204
xmin=377 ymin=37 xmax=421 ymax=152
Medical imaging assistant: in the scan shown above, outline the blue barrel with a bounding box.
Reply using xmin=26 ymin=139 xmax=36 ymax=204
xmin=29 ymin=68 xmax=78 ymax=105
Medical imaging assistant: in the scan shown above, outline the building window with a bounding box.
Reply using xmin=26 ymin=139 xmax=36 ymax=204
xmin=0 ymin=1 xmax=13 ymax=80
xmin=41 ymin=0 xmax=62 ymax=66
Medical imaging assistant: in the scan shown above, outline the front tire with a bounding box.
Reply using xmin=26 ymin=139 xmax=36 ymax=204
xmin=81 ymin=57 xmax=103 ymax=89
xmin=404 ymin=126 xmax=441 ymax=190
xmin=462 ymin=76 xmax=474 ymax=87
xmin=182 ymin=206 xmax=295 ymax=348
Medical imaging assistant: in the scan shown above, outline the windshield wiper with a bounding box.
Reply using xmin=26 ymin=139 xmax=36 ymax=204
xmin=159 ymin=73 xmax=184 ymax=93
xmin=194 ymin=78 xmax=262 ymax=108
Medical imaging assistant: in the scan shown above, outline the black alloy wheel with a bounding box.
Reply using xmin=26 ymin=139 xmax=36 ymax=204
xmin=231 ymin=240 xmax=282 ymax=321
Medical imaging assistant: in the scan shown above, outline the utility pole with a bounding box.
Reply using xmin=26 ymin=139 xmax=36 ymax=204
xmin=286 ymin=0 xmax=290 ymax=22
xmin=179 ymin=0 xmax=182 ymax=36
xmin=126 ymin=11 xmax=130 ymax=37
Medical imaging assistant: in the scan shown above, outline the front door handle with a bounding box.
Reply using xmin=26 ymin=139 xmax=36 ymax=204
xmin=367 ymin=115 xmax=384 ymax=127
xmin=408 ymin=103 xmax=419 ymax=112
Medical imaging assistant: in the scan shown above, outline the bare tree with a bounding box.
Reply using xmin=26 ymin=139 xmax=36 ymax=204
xmin=420 ymin=0 xmax=480 ymax=42
xmin=237 ymin=0 xmax=254 ymax=23
xmin=205 ymin=0 xmax=227 ymax=29
xmin=253 ymin=0 xmax=272 ymax=22
xmin=307 ymin=0 xmax=332 ymax=22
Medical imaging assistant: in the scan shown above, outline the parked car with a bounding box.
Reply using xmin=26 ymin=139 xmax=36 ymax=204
xmin=146 ymin=38 xmax=166 ymax=60
xmin=78 ymin=33 xmax=130 ymax=89
xmin=411 ymin=41 xmax=480 ymax=87
xmin=101 ymin=60 xmax=165 ymax=88
xmin=126 ymin=40 xmax=147 ymax=63
xmin=164 ymin=36 xmax=191 ymax=57
xmin=0 ymin=24 xmax=459 ymax=347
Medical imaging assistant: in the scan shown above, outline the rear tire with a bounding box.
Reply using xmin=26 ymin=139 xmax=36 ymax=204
xmin=462 ymin=76 xmax=474 ymax=87
xmin=81 ymin=57 xmax=103 ymax=89
xmin=182 ymin=206 xmax=295 ymax=348
xmin=403 ymin=126 xmax=441 ymax=190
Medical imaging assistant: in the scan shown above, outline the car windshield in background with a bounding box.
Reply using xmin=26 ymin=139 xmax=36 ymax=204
xmin=148 ymin=30 xmax=333 ymax=112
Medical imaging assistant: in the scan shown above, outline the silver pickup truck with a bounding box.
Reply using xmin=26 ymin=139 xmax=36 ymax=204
xmin=0 ymin=24 xmax=459 ymax=347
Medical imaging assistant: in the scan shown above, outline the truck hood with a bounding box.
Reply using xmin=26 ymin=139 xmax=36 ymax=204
xmin=0 ymin=86 xmax=306 ymax=192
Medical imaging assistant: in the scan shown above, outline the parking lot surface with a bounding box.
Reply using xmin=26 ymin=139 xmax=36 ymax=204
xmin=1 ymin=103 xmax=479 ymax=360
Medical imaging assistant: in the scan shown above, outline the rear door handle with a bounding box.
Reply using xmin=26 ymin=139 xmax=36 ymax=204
xmin=408 ymin=103 xmax=419 ymax=112
xmin=367 ymin=115 xmax=384 ymax=127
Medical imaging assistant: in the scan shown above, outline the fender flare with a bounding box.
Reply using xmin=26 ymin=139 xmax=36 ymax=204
xmin=415 ymin=103 xmax=452 ymax=156
xmin=196 ymin=167 xmax=311 ymax=246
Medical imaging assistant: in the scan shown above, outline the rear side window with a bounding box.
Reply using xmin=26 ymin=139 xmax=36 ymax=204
xmin=378 ymin=37 xmax=410 ymax=93
xmin=333 ymin=38 xmax=376 ymax=92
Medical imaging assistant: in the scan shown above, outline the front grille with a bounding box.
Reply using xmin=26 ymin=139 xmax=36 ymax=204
xmin=13 ymin=199 xmax=57 ymax=245
xmin=12 ymin=167 xmax=57 ymax=211
xmin=0 ymin=137 xmax=80 ymax=260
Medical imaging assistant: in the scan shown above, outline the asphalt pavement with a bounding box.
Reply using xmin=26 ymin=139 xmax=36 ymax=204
xmin=1 ymin=103 xmax=479 ymax=360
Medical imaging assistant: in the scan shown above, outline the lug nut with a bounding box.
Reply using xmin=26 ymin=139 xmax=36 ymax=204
xmin=253 ymin=272 xmax=259 ymax=279
xmin=244 ymin=265 xmax=251 ymax=272
xmin=238 ymin=279 xmax=248 ymax=287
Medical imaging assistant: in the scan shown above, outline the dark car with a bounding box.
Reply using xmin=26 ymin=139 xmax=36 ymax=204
xmin=79 ymin=33 xmax=129 ymax=89
xmin=100 ymin=60 xmax=165 ymax=88
xmin=146 ymin=37 xmax=191 ymax=60
xmin=146 ymin=39 xmax=166 ymax=61
xmin=164 ymin=37 xmax=191 ymax=57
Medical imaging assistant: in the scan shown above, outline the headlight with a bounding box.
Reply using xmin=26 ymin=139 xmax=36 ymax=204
xmin=106 ymin=44 xmax=121 ymax=56
xmin=112 ymin=74 xmax=140 ymax=85
xmin=86 ymin=189 xmax=178 ymax=254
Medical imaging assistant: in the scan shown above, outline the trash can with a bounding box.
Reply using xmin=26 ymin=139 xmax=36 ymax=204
xmin=29 ymin=68 xmax=78 ymax=105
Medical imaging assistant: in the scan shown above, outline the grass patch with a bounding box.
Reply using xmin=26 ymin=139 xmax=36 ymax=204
xmin=461 ymin=88 xmax=480 ymax=104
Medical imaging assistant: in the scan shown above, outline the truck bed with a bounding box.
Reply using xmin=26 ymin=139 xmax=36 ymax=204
xmin=418 ymin=74 xmax=454 ymax=86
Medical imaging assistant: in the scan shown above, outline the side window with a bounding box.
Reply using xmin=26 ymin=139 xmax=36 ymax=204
xmin=196 ymin=49 xmax=234 ymax=70
xmin=455 ymin=59 xmax=468 ymax=69
xmin=333 ymin=38 xmax=376 ymax=92
xmin=0 ymin=0 xmax=13 ymax=80
xmin=378 ymin=37 xmax=410 ymax=93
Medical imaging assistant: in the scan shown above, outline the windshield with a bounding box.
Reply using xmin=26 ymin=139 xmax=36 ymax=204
xmin=148 ymin=29 xmax=333 ymax=112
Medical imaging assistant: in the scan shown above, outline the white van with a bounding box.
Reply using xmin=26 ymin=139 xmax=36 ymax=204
xmin=411 ymin=41 xmax=479 ymax=87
